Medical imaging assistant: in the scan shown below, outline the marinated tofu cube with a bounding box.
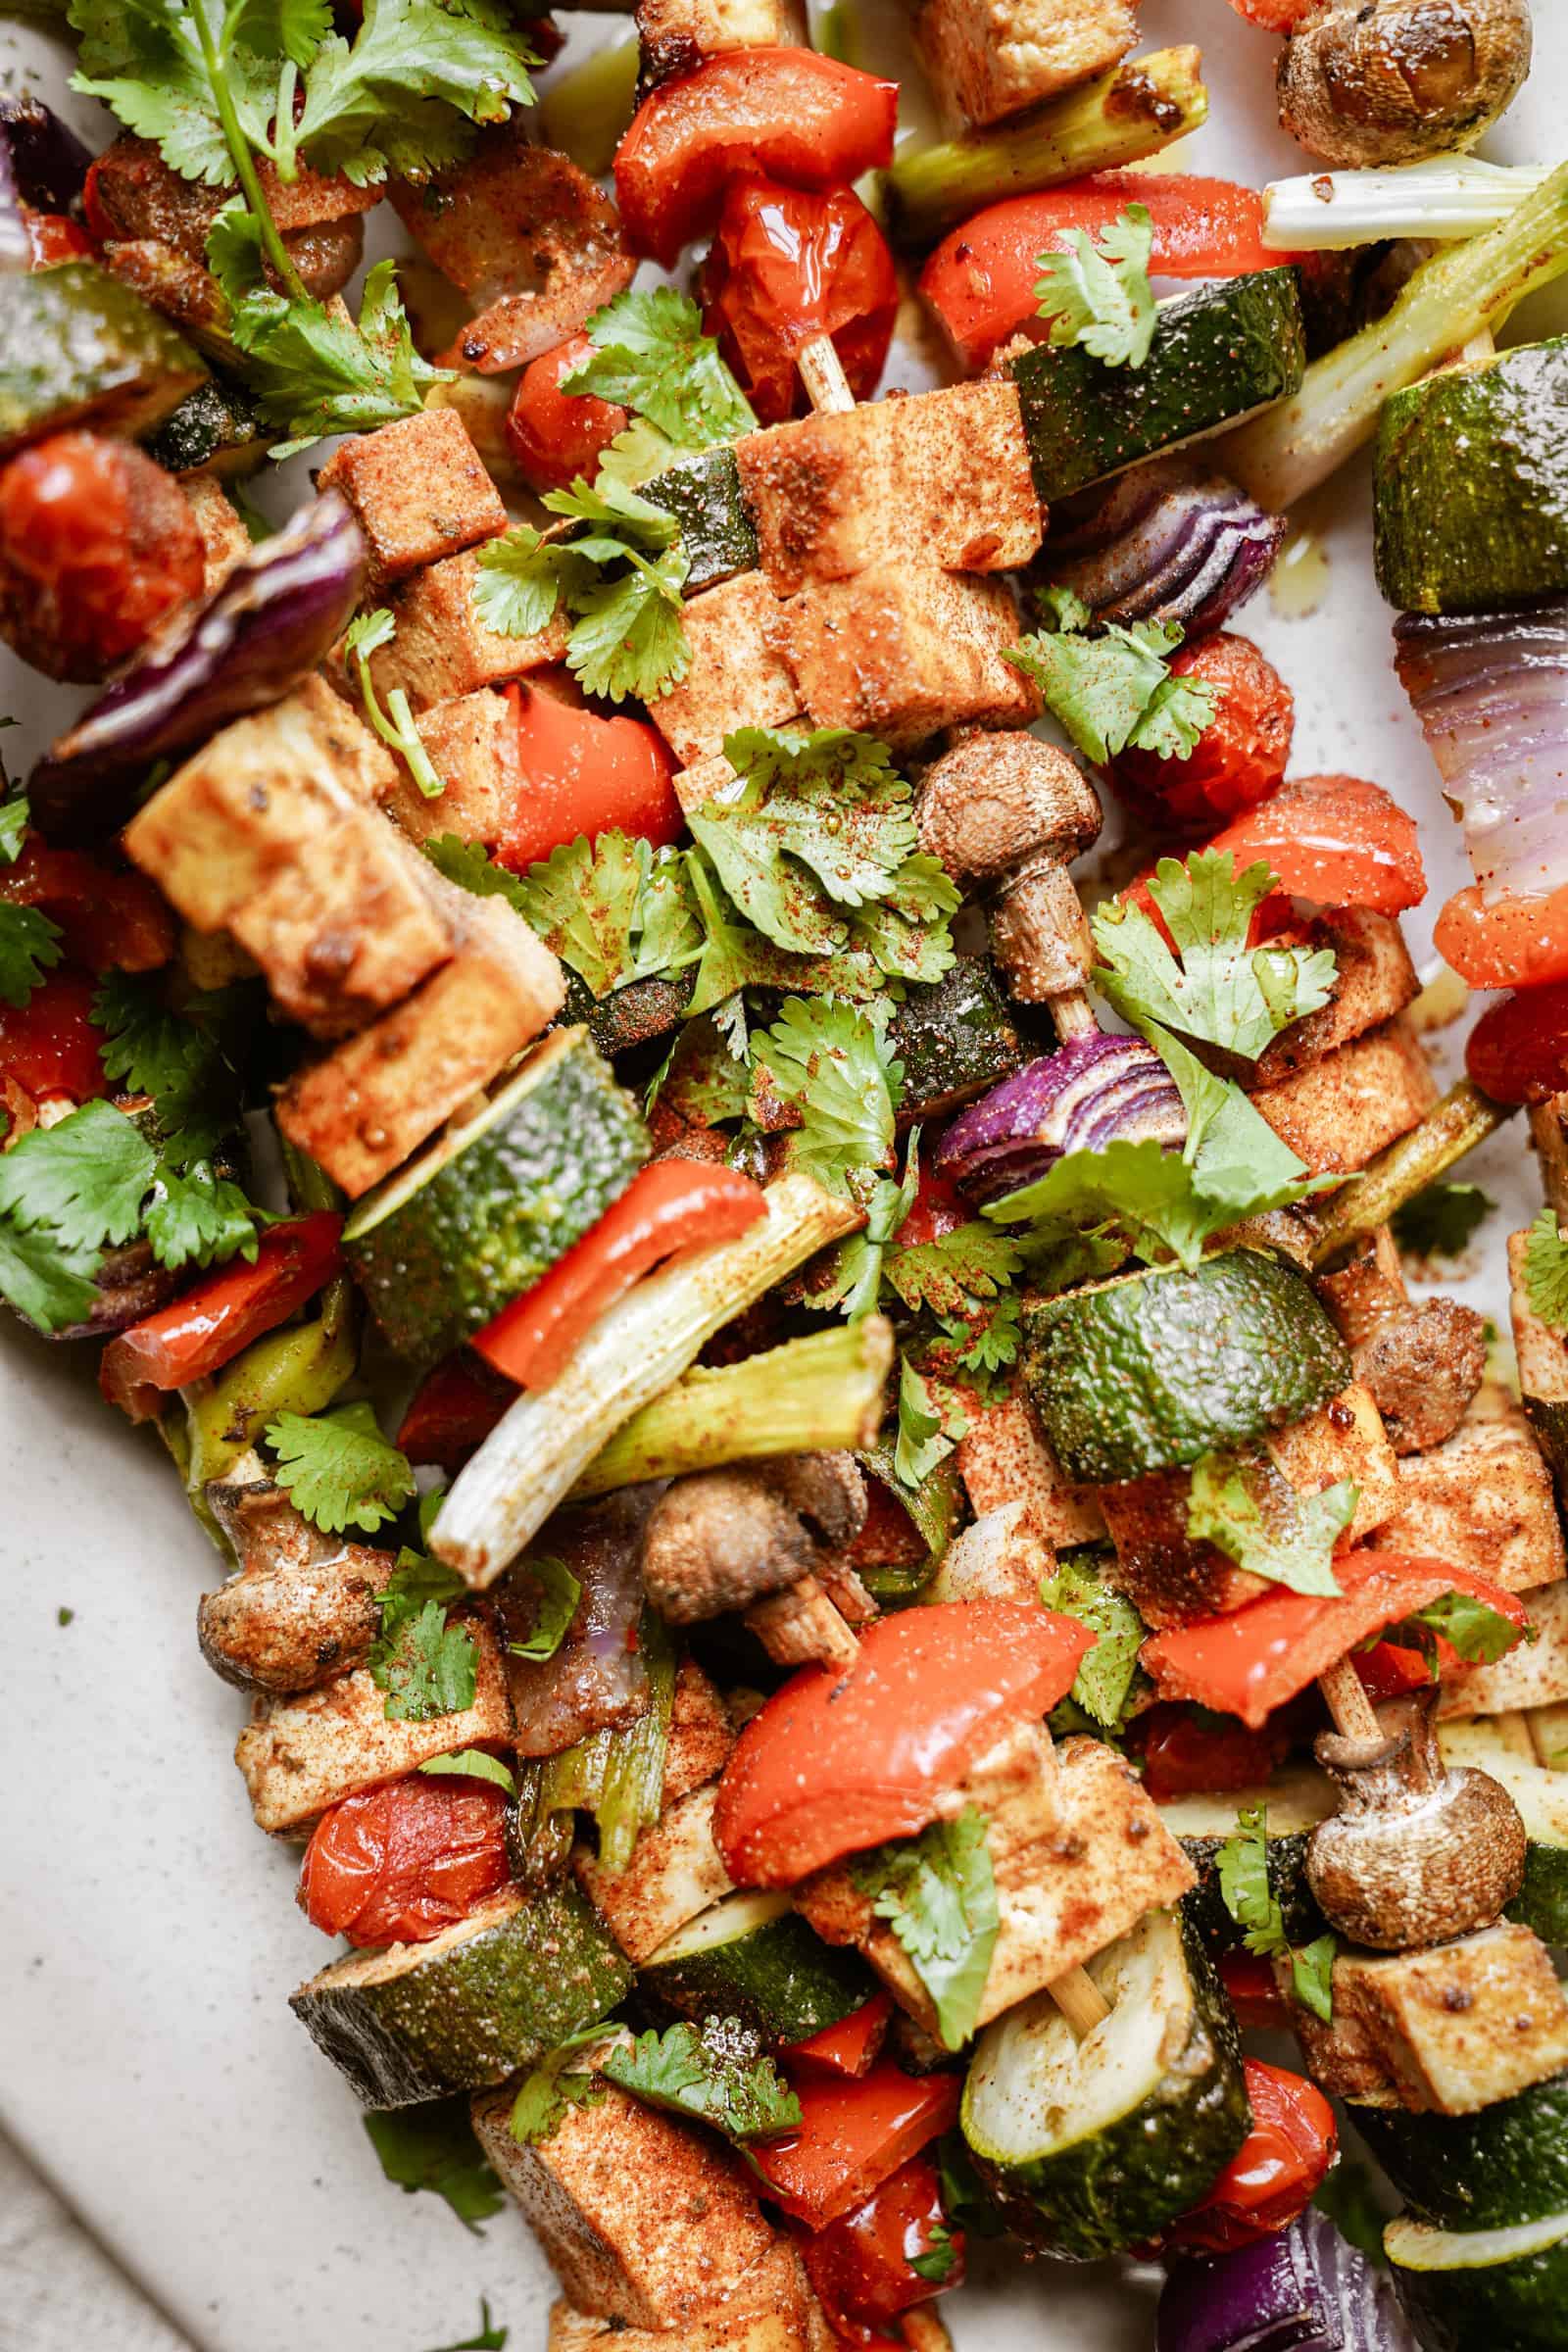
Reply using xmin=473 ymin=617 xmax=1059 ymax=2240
xmin=912 ymin=0 xmax=1138 ymax=128
xmin=367 ymin=548 xmax=571 ymax=711
xmin=317 ymin=408 xmax=509 ymax=586
xmin=386 ymin=687 xmax=523 ymax=849
xmin=181 ymin=474 xmax=251 ymax=589
xmin=1269 ymin=1382 xmax=1401 ymax=1544
xmin=1372 ymin=1388 xmax=1566 ymax=1594
xmin=575 ymin=1782 xmax=734 ymax=1964
xmin=234 ymin=1617 xmax=513 ymax=1836
xmin=782 ymin=564 xmax=1039 ymax=750
xmin=1250 ymin=1015 xmax=1439 ymax=1176
xmin=664 ymin=1658 xmax=737 ymax=1801
xmin=928 ymin=1497 xmax=1054 ymax=1605
xmin=1305 ymin=1924 xmax=1568 ymax=2115
xmin=1439 ymin=1578 xmax=1568 ymax=1717
xmin=737 ymin=383 xmax=1043 ymax=597
xmin=547 ymin=2241 xmax=826 ymax=2350
xmin=648 ymin=572 xmax=801 ymax=766
xmin=276 ymin=899 xmax=565 ymax=1197
xmin=637 ymin=0 xmax=805 ymax=80
xmin=1252 ymin=908 xmax=1419 ymax=1089
xmin=123 ymin=676 xmax=396 ymax=931
xmin=672 ymin=752 xmax=741 ymax=815
xmin=956 ymin=1389 xmax=1105 ymax=1548
xmin=470 ymin=2070 xmax=779 ymax=2328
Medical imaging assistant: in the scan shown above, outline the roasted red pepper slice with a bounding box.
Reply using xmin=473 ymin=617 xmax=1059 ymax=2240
xmin=24 ymin=209 xmax=93 ymax=269
xmin=1353 ymin=1639 xmax=1438 ymax=1704
xmin=800 ymin=2153 xmax=964 ymax=2333
xmin=504 ymin=332 xmax=630 ymax=495
xmin=299 ymin=1773 xmax=512 ymax=1947
xmin=785 ymin=1992 xmax=894 ymax=2081
xmin=0 ymin=967 xmax=110 ymax=1105
xmin=396 ymin=1349 xmax=514 ymax=1472
xmin=498 ymin=685 xmax=684 ymax=873
xmin=1467 ymin=982 xmax=1568 ymax=1105
xmin=1436 ymin=880 xmax=1568 ymax=992
xmin=474 ymin=1160 xmax=766 ymax=1391
xmin=1164 ymin=2060 xmax=1337 ymax=2254
xmin=99 ymin=1211 xmax=343 ymax=1421
xmin=1219 ymin=1950 xmax=1290 ymax=2031
xmin=700 ymin=175 xmax=898 ymax=424
xmin=1110 ymin=635 xmax=1295 ymax=835
xmin=0 ymin=833 xmax=174 ymax=972
xmin=1202 ymin=772 xmax=1426 ymax=916
xmin=750 ymin=2065 xmax=961 ymax=2230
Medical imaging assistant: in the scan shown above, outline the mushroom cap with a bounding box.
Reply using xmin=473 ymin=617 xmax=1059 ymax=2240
xmin=640 ymin=1453 xmax=868 ymax=1625
xmin=1278 ymin=0 xmax=1534 ymax=171
xmin=917 ymin=731 xmax=1102 ymax=888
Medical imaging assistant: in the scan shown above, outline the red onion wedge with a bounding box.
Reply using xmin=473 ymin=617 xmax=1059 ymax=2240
xmin=1393 ymin=601 xmax=1568 ymax=904
xmin=1 ymin=94 xmax=92 ymax=217
xmin=1158 ymin=2209 xmax=1417 ymax=2352
xmin=29 ymin=492 xmax=368 ymax=843
xmin=1045 ymin=460 xmax=1288 ymax=639
xmin=501 ymin=1488 xmax=654 ymax=1759
xmin=936 ymin=1033 xmax=1187 ymax=1205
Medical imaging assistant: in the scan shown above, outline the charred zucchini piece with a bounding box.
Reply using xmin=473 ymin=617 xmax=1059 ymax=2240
xmin=1385 ymin=2208 xmax=1568 ymax=2352
xmin=1359 ymin=2074 xmax=1568 ymax=2234
xmin=0 ymin=262 xmax=207 ymax=455
xmin=1157 ymin=1766 xmax=1336 ymax=1951
xmin=887 ymin=956 xmax=1025 ymax=1126
xmin=144 ymin=374 xmax=265 ymax=479
xmin=638 ymin=444 xmax=759 ymax=594
xmin=641 ymin=1890 xmax=877 ymax=2045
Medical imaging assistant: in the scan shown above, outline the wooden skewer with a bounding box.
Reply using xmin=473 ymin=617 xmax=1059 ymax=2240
xmin=797 ymin=331 xmax=857 ymax=415
xmin=1046 ymin=1959 xmax=1112 ymax=2035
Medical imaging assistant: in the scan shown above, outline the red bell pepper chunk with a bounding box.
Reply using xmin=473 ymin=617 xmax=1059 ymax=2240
xmin=1436 ymin=879 xmax=1568 ymax=993
xmin=504 ymin=333 xmax=630 ymax=496
xmin=99 ymin=1211 xmax=343 ymax=1421
xmin=498 ymin=685 xmax=684 ymax=873
xmin=396 ymin=1349 xmax=514 ymax=1472
xmin=1467 ymin=982 xmax=1568 ymax=1106
xmin=1203 ymin=772 xmax=1426 ymax=918
xmin=799 ymin=2153 xmax=964 ymax=2332
xmin=1163 ymin=2060 xmax=1337 ymax=2255
xmin=750 ymin=2064 xmax=961 ymax=2230
xmin=714 ymin=1601 xmax=1095 ymax=1886
xmin=0 ymin=967 xmax=110 ymax=1106
xmin=0 ymin=833 xmax=174 ymax=973
xmin=1140 ymin=1551 xmax=1529 ymax=1730
xmin=474 ymin=1160 xmax=767 ymax=1391
xmin=298 ymin=1773 xmax=511 ymax=1948
xmin=1353 ymin=1639 xmax=1438 ymax=1704
xmin=25 ymin=209 xmax=93 ymax=269
xmin=785 ymin=1992 xmax=894 ymax=2081
xmin=615 ymin=49 xmax=899 ymax=270
xmin=920 ymin=173 xmax=1279 ymax=372
xmin=699 ymin=175 xmax=898 ymax=424
xmin=1130 ymin=1703 xmax=1290 ymax=1804
xmin=1219 ymin=1950 xmax=1290 ymax=2032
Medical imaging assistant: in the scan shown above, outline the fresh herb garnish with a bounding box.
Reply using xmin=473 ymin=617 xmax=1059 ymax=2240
xmin=471 ymin=478 xmax=691 ymax=704
xmin=418 ymin=2297 xmax=509 ymax=2352
xmin=1525 ymin=1205 xmax=1568 ymax=1329
xmin=753 ymin=996 xmax=903 ymax=1200
xmin=909 ymin=2223 xmax=960 ymax=2284
xmin=363 ymin=2095 xmax=506 ymax=2234
xmin=563 ymin=287 xmax=757 ymax=450
xmin=1034 ymin=202 xmax=1156 ymax=368
xmin=367 ymin=1550 xmax=478 ymax=1722
xmin=853 ymin=1807 xmax=1000 ymax=2051
xmin=510 ymin=2027 xmax=612 ymax=2146
xmin=1039 ymin=1554 xmax=1145 ymax=1732
xmin=1007 ymin=595 xmax=1215 ymax=765
xmin=1188 ymin=1447 xmax=1358 ymax=1599
xmin=418 ymin=834 xmax=533 ymax=921
xmin=1391 ymin=1180 xmax=1493 ymax=1260
xmin=894 ymin=1355 xmax=970 ymax=1488
xmin=0 ymin=793 xmax=29 ymax=866
xmin=1216 ymin=1804 xmax=1336 ymax=2022
xmin=0 ymin=902 xmax=61 ymax=1009
xmin=417 ymin=1749 xmax=516 ymax=1794
xmin=602 ymin=2020 xmax=802 ymax=2141
xmin=1399 ymin=1588 xmax=1523 ymax=1668
xmin=510 ymin=833 xmax=701 ymax=1002
xmin=266 ymin=1400 xmax=416 ymax=1536
xmin=506 ymin=1556 xmax=580 ymax=1663
xmin=883 ymin=1220 xmax=1025 ymax=1380
xmin=90 ymin=972 xmax=245 ymax=1169
xmin=340 ymin=607 xmax=445 ymax=797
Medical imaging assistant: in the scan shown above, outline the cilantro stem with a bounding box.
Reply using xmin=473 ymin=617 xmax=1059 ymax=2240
xmin=193 ymin=3 xmax=310 ymax=302
xmin=349 ymin=643 xmax=445 ymax=802
xmin=272 ymin=61 xmax=300 ymax=182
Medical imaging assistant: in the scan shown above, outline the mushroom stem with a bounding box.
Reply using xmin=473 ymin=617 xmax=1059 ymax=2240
xmin=1530 ymin=1095 xmax=1568 ymax=1223
xmin=1318 ymin=1652 xmax=1384 ymax=1743
xmin=1046 ymin=1960 xmax=1112 ymax=2039
xmin=798 ymin=332 xmax=857 ymax=416
xmin=1047 ymin=988 xmax=1100 ymax=1041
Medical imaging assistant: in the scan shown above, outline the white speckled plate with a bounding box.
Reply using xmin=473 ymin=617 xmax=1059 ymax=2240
xmin=1 ymin=6 xmax=1563 ymax=2345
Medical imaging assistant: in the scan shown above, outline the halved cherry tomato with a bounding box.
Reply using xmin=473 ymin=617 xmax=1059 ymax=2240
xmin=0 ymin=968 xmax=109 ymax=1104
xmin=475 ymin=1160 xmax=767 ymax=1390
xmin=1436 ymin=880 xmax=1568 ymax=992
xmin=1219 ymin=1950 xmax=1290 ymax=2031
xmin=1141 ymin=1552 xmax=1527 ymax=1729
xmin=750 ymin=2064 xmax=961 ymax=2230
xmin=299 ymin=1774 xmax=511 ymax=1947
xmin=1353 ymin=1639 xmax=1437 ymax=1704
xmin=920 ymin=174 xmax=1278 ymax=372
xmin=1202 ymin=772 xmax=1426 ymax=917
xmin=700 ymin=175 xmax=897 ymax=424
xmin=99 ymin=1211 xmax=343 ymax=1421
xmin=1165 ymin=2061 xmax=1337 ymax=2254
xmin=1110 ymin=635 xmax=1295 ymax=835
xmin=498 ymin=685 xmax=684 ymax=872
xmin=1467 ymin=983 xmax=1568 ymax=1105
xmin=786 ymin=1992 xmax=894 ymax=2081
xmin=714 ymin=1601 xmax=1095 ymax=1886
xmin=24 ymin=209 xmax=92 ymax=268
xmin=396 ymin=1349 xmax=514 ymax=1471
xmin=505 ymin=332 xmax=629 ymax=495
xmin=800 ymin=2154 xmax=964 ymax=2334
xmin=1130 ymin=1703 xmax=1290 ymax=1803
xmin=615 ymin=49 xmax=899 ymax=269
xmin=0 ymin=833 xmax=174 ymax=972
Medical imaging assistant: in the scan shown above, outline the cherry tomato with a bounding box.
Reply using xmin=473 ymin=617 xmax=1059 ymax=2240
xmin=1202 ymin=771 xmax=1426 ymax=916
xmin=1130 ymin=1703 xmax=1290 ymax=1803
xmin=714 ymin=1601 xmax=1095 ymax=1886
xmin=505 ymin=333 xmax=629 ymax=495
xmin=1165 ymin=2061 xmax=1337 ymax=2254
xmin=498 ymin=685 xmax=684 ymax=872
xmin=299 ymin=1774 xmax=511 ymax=1947
xmin=785 ymin=1993 xmax=894 ymax=2081
xmin=1467 ymin=983 xmax=1568 ymax=1105
xmin=0 ymin=833 xmax=174 ymax=973
xmin=700 ymin=175 xmax=897 ymax=424
xmin=1219 ymin=1950 xmax=1290 ymax=2031
xmin=0 ymin=968 xmax=110 ymax=1105
xmin=0 ymin=431 xmax=204 ymax=683
xmin=748 ymin=2064 xmax=961 ymax=2230
xmin=615 ymin=49 xmax=899 ymax=269
xmin=801 ymin=2155 xmax=964 ymax=2335
xmin=397 ymin=1350 xmax=514 ymax=1471
xmin=24 ymin=209 xmax=93 ymax=268
xmin=1111 ymin=635 xmax=1295 ymax=834
xmin=1436 ymin=880 xmax=1568 ymax=992
xmin=474 ymin=1160 xmax=766 ymax=1390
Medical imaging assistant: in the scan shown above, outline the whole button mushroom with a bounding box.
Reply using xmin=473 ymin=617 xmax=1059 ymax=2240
xmin=1278 ymin=0 xmax=1534 ymax=170
xmin=640 ymin=1451 xmax=873 ymax=1669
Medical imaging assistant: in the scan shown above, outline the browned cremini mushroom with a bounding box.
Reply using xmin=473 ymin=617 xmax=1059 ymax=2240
xmin=1306 ymin=1686 xmax=1527 ymax=1949
xmin=198 ymin=1455 xmax=393 ymax=1694
xmin=1320 ymin=1241 xmax=1487 ymax=1454
xmin=640 ymin=1451 xmax=870 ymax=1667
xmin=1278 ymin=0 xmax=1533 ymax=170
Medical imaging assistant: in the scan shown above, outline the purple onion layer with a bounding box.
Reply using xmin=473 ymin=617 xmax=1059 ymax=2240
xmin=936 ymin=1032 xmax=1187 ymax=1205
xmin=1044 ymin=459 xmax=1288 ymax=639
xmin=1157 ymin=2210 xmax=1417 ymax=2352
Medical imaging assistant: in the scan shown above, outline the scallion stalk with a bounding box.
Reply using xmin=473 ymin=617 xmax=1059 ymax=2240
xmin=1307 ymin=1080 xmax=1514 ymax=1270
xmin=511 ymin=1613 xmax=675 ymax=1882
xmin=1263 ymin=157 xmax=1550 ymax=253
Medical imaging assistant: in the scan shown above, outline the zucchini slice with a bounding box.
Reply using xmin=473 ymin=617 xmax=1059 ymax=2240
xmin=1007 ymin=270 xmax=1306 ymax=503
xmin=289 ymin=1884 xmax=631 ymax=2109
xmin=0 ymin=262 xmax=208 ymax=456
xmin=1437 ymin=1721 xmax=1568 ymax=1944
xmin=960 ymin=1906 xmax=1249 ymax=2260
xmin=1374 ymin=340 xmax=1568 ymax=615
xmin=1385 ymin=2207 xmax=1568 ymax=2352
xmin=144 ymin=375 xmax=265 ymax=479
xmin=1157 ymin=1765 xmax=1335 ymax=1950
xmin=641 ymin=1890 xmax=877 ymax=2045
xmin=886 ymin=956 xmax=1025 ymax=1127
xmin=1359 ymin=2075 xmax=1568 ymax=2233
xmin=1021 ymin=1251 xmax=1352 ymax=1485
xmin=343 ymin=1027 xmax=650 ymax=1364
xmin=638 ymin=444 xmax=760 ymax=594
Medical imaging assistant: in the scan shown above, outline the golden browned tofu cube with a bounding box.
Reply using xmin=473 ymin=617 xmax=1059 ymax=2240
xmin=1439 ymin=1578 xmax=1568 ymax=1717
xmin=318 ymin=408 xmax=509 ymax=587
xmin=123 ymin=677 xmax=396 ymax=932
xmin=913 ymin=0 xmax=1137 ymax=127
xmin=386 ymin=687 xmax=522 ymax=849
xmin=1321 ymin=1925 xmax=1568 ymax=2115
xmin=663 ymin=1657 xmax=736 ymax=1800
xmin=470 ymin=2070 xmax=779 ymax=2328
xmin=368 ymin=549 xmax=570 ymax=711
xmin=928 ymin=1498 xmax=1054 ymax=1605
xmin=648 ymin=572 xmax=801 ymax=766
xmin=1372 ymin=1388 xmax=1566 ymax=1595
xmin=276 ymin=900 xmax=565 ymax=1196
xmin=637 ymin=0 xmax=804 ymax=78
xmin=956 ymin=1389 xmax=1106 ymax=1546
xmin=1251 ymin=1015 xmax=1438 ymax=1176
xmin=181 ymin=475 xmax=251 ymax=590
xmin=782 ymin=565 xmax=1038 ymax=750
xmin=234 ymin=1618 xmax=513 ymax=1837
xmin=547 ymin=2242 xmax=826 ymax=2351
xmin=672 ymin=752 xmax=740 ymax=815
xmin=227 ymin=816 xmax=456 ymax=1038
xmin=1253 ymin=909 xmax=1420 ymax=1089
xmin=575 ymin=1783 xmax=734 ymax=1964
xmin=737 ymin=384 xmax=1043 ymax=597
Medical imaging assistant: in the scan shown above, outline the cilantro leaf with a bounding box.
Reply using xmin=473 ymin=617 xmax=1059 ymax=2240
xmin=0 ymin=1100 xmax=156 ymax=1251
xmin=909 ymin=2225 xmax=959 ymax=2285
xmin=0 ymin=902 xmax=62 ymax=1009
xmin=418 ymin=2297 xmax=509 ymax=2352
xmin=1391 ymin=1181 xmax=1493 ymax=1261
xmin=1093 ymin=853 xmax=1338 ymax=1062
xmin=1405 ymin=1588 xmax=1522 ymax=1667
xmin=266 ymin=1400 xmax=417 ymax=1536
xmin=895 ymin=1355 xmax=968 ymax=1488
xmin=143 ymin=1161 xmax=262 ymax=1272
xmin=603 ymin=2020 xmax=801 ymax=2140
xmin=753 ymin=996 xmax=903 ymax=1200
xmin=1291 ymin=1935 xmax=1338 ymax=2026
xmin=0 ymin=1215 xmax=101 ymax=1335
xmin=364 ymin=2095 xmax=506 ymax=2234
xmin=510 ymin=2028 xmax=613 ymax=2146
xmin=419 ymin=833 xmax=533 ymax=919
xmin=418 ymin=1748 xmax=516 ymax=1793
xmin=342 ymin=608 xmax=445 ymax=798
xmin=1008 ymin=613 xmax=1215 ymax=766
xmin=0 ymin=794 xmax=28 ymax=865
xmin=564 ymin=287 xmax=757 ymax=448
xmin=1188 ymin=1446 xmax=1358 ymax=1598
xmin=472 ymin=482 xmax=692 ymax=702
xmin=855 ymin=1808 xmax=1000 ymax=2051
xmin=92 ymin=971 xmax=244 ymax=1170
xmin=513 ymin=833 xmax=647 ymax=999
xmin=1215 ymin=1804 xmax=1336 ymax=2022
xmin=1034 ymin=202 xmax=1156 ymax=368
xmin=376 ymin=1548 xmax=470 ymax=1643
xmin=1525 ymin=1206 xmax=1568 ymax=1330
xmin=884 ymin=1221 xmax=1022 ymax=1323
xmin=469 ymin=525 xmax=583 ymax=640
xmin=291 ymin=0 xmax=535 ymax=184
xmin=71 ymin=0 xmax=265 ymax=187
xmin=568 ymin=548 xmax=690 ymax=704
xmin=369 ymin=1596 xmax=479 ymax=1722
xmin=507 ymin=1556 xmax=580 ymax=1663
xmin=1039 ymin=1554 xmax=1145 ymax=1731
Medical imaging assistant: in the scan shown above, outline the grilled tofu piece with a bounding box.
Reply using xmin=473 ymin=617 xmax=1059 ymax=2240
xmin=956 ymin=1390 xmax=1106 ymax=1548
xmin=547 ymin=2241 xmax=829 ymax=2351
xmin=929 ymin=1497 xmax=1054 ymax=1605
xmin=664 ymin=1658 xmax=737 ymax=1800
xmin=181 ymin=475 xmax=250 ymax=589
xmin=736 ymin=384 xmax=1043 ymax=597
xmin=1250 ymin=1015 xmax=1438 ymax=1176
xmin=637 ymin=0 xmax=805 ymax=81
xmin=782 ymin=564 xmax=1039 ymax=750
xmin=911 ymin=0 xmax=1138 ymax=128
xmin=275 ymin=898 xmax=565 ymax=1197
xmin=198 ymin=1455 xmax=394 ymax=1694
xmin=470 ymin=2069 xmax=780 ymax=2328
xmin=386 ymin=686 xmax=523 ymax=848
xmin=1372 ymin=1387 xmax=1567 ymax=1595
xmin=365 ymin=548 xmax=571 ymax=711
xmin=672 ymin=751 xmax=741 ymax=815
xmin=123 ymin=676 xmax=396 ymax=931
xmin=234 ymin=1618 xmax=513 ymax=1836
xmin=1439 ymin=1578 xmax=1568 ymax=1718
xmin=649 ymin=572 xmax=801 ymax=766
xmin=317 ymin=409 xmax=508 ymax=587
xmin=1252 ymin=909 xmax=1420 ymax=1089
xmin=1287 ymin=1922 xmax=1568 ymax=2114
xmin=576 ymin=1782 xmax=735 ymax=1964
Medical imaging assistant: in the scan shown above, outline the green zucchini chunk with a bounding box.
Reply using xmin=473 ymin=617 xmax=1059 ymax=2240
xmin=1521 ymin=1392 xmax=1568 ymax=1500
xmin=1385 ymin=2206 xmax=1568 ymax=2352
xmin=638 ymin=444 xmax=759 ymax=594
xmin=1158 ymin=1766 xmax=1335 ymax=1951
xmin=1358 ymin=2074 xmax=1568 ymax=2233
xmin=641 ymin=1891 xmax=877 ymax=2045
xmin=887 ymin=956 xmax=1025 ymax=1127
xmin=1007 ymin=270 xmax=1306 ymax=504
xmin=289 ymin=1883 xmax=631 ymax=2109
xmin=1021 ymin=1250 xmax=1351 ymax=1485
xmin=960 ymin=1905 xmax=1250 ymax=2260
xmin=1374 ymin=340 xmax=1568 ymax=615
xmin=343 ymin=1027 xmax=650 ymax=1364
xmin=1436 ymin=1724 xmax=1568 ymax=1944
xmin=558 ymin=963 xmax=696 ymax=1058
xmin=144 ymin=375 xmax=265 ymax=479
xmin=0 ymin=262 xmax=208 ymax=457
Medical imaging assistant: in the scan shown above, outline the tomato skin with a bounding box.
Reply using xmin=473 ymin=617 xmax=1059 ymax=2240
xmin=714 ymin=1601 xmax=1095 ymax=1886
xmin=0 ymin=430 xmax=204 ymax=683
xmin=0 ymin=968 xmax=110 ymax=1105
xmin=1130 ymin=1703 xmax=1289 ymax=1803
xmin=1353 ymin=1640 xmax=1436 ymax=1704
xmin=397 ymin=1349 xmax=514 ymax=1471
xmin=1111 ymin=635 xmax=1295 ymax=834
xmin=1436 ymin=880 xmax=1568 ymax=992
xmin=895 ymin=1158 xmax=969 ymax=1250
xmin=505 ymin=333 xmax=629 ymax=495
xmin=1202 ymin=771 xmax=1426 ymax=916
xmin=785 ymin=1993 xmax=894 ymax=2081
xmin=920 ymin=174 xmax=1278 ymax=371
xmin=299 ymin=1775 xmax=511 ymax=1947
xmin=498 ymin=686 xmax=684 ymax=872
xmin=700 ymin=175 xmax=897 ymax=424
xmin=749 ymin=2065 xmax=961 ymax=2230
xmin=615 ymin=49 xmax=899 ymax=269
xmin=1226 ymin=0 xmax=1315 ymax=24
xmin=474 ymin=1161 xmax=766 ymax=1390
xmin=1467 ymin=984 xmax=1568 ymax=1105
xmin=1164 ymin=2061 xmax=1337 ymax=2254
xmin=1 ymin=833 xmax=174 ymax=972
xmin=24 ymin=209 xmax=93 ymax=268
xmin=800 ymin=2155 xmax=964 ymax=2334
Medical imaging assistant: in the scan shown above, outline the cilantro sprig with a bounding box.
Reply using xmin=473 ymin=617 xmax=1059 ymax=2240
xmin=0 ymin=790 xmax=63 ymax=1011
xmin=602 ymin=2020 xmax=801 ymax=2141
xmin=753 ymin=995 xmax=903 ymax=1200
xmin=1216 ymin=1804 xmax=1337 ymax=2023
xmin=363 ymin=2095 xmax=506 ymax=2235
xmin=1188 ymin=1447 xmax=1358 ymax=1599
xmin=1525 ymin=1206 xmax=1568 ymax=1330
xmin=471 ymin=478 xmax=690 ymax=704
xmin=563 ymin=287 xmax=757 ymax=452
xmin=367 ymin=1549 xmax=478 ymax=1722
xmin=265 ymin=1399 xmax=416 ymax=1536
xmin=1008 ymin=590 xmax=1216 ymax=766
xmin=853 ymin=1807 xmax=1000 ymax=2051
xmin=1039 ymin=1551 xmax=1145 ymax=1732
xmin=342 ymin=608 xmax=444 ymax=797
xmin=1034 ymin=202 xmax=1156 ymax=368
xmin=510 ymin=2028 xmax=612 ymax=2146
